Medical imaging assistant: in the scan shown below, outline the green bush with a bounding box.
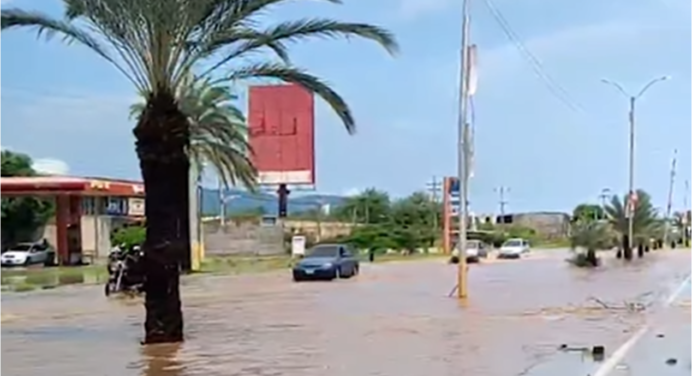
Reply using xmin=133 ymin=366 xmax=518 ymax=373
xmin=111 ymin=225 xmax=146 ymax=249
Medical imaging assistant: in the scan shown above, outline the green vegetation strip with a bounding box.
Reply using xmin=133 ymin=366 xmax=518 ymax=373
xmin=1 ymin=252 xmax=446 ymax=292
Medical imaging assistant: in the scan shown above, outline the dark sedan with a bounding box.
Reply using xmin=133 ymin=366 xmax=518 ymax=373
xmin=292 ymin=244 xmax=360 ymax=282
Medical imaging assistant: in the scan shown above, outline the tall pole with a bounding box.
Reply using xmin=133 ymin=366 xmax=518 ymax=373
xmin=601 ymin=75 xmax=670 ymax=255
xmin=427 ymin=176 xmax=442 ymax=232
xmin=598 ymin=188 xmax=611 ymax=220
xmin=685 ymin=180 xmax=690 ymax=245
xmin=627 ymin=96 xmax=635 ymax=252
xmin=456 ymin=0 xmax=471 ymax=300
xmin=663 ymin=149 xmax=677 ymax=245
xmin=219 ymin=178 xmax=227 ymax=227
xmin=495 ymin=186 xmax=509 ymax=219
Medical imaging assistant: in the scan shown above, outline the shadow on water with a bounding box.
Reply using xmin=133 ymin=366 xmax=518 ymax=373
xmin=2 ymin=250 xmax=690 ymax=376
xmin=1 ymin=267 xmax=107 ymax=292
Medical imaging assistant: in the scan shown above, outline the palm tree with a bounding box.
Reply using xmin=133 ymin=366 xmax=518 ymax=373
xmin=604 ymin=189 xmax=660 ymax=260
xmin=568 ymin=221 xmax=612 ymax=267
xmin=2 ymin=0 xmax=398 ymax=344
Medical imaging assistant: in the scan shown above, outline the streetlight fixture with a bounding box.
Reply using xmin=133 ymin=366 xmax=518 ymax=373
xmin=600 ymin=75 xmax=670 ymax=254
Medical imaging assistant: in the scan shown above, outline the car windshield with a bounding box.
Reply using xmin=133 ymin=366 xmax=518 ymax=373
xmin=306 ymin=245 xmax=339 ymax=258
xmin=8 ymin=244 xmax=32 ymax=252
xmin=503 ymin=240 xmax=522 ymax=247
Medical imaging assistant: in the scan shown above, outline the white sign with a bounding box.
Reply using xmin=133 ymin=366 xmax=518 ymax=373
xmin=257 ymin=170 xmax=312 ymax=185
xmin=291 ymin=235 xmax=306 ymax=257
xmin=128 ymin=197 xmax=145 ymax=217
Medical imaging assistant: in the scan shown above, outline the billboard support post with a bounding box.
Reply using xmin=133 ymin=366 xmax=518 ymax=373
xmin=277 ymin=184 xmax=290 ymax=218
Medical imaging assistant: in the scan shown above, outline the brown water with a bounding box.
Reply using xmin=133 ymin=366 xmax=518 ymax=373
xmin=3 ymin=250 xmax=690 ymax=376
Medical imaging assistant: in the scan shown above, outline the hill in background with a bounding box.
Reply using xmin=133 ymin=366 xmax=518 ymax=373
xmin=200 ymin=188 xmax=347 ymax=216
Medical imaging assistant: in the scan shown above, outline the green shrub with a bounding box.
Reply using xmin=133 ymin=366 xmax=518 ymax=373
xmin=111 ymin=225 xmax=146 ymax=249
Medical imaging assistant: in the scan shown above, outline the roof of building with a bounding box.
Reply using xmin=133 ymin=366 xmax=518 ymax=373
xmin=0 ymin=175 xmax=144 ymax=197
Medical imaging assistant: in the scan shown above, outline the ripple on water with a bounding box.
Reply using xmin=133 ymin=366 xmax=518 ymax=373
xmin=2 ymin=250 xmax=690 ymax=376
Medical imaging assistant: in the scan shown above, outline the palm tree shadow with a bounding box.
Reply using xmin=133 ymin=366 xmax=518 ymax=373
xmin=141 ymin=343 xmax=184 ymax=376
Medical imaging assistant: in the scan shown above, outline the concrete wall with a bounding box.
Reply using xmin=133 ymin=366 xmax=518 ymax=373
xmin=203 ymin=221 xmax=285 ymax=256
xmin=512 ymin=212 xmax=570 ymax=238
xmin=282 ymin=219 xmax=354 ymax=241
xmin=80 ymin=215 xmax=115 ymax=259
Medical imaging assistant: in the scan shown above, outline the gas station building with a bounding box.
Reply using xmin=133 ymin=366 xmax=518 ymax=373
xmin=1 ymin=176 xmax=145 ymax=265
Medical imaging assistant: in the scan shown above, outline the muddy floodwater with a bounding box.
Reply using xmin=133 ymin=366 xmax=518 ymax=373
xmin=3 ymin=250 xmax=690 ymax=376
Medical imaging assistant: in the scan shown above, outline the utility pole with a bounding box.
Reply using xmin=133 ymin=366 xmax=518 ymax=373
xmin=685 ymin=180 xmax=690 ymax=245
xmin=219 ymin=178 xmax=227 ymax=227
xmin=598 ymin=188 xmax=612 ymax=220
xmin=427 ymin=176 xmax=443 ymax=231
xmin=663 ymin=149 xmax=677 ymax=245
xmin=601 ymin=75 xmax=670 ymax=257
xmin=455 ymin=0 xmax=472 ymax=300
xmin=494 ymin=186 xmax=509 ymax=220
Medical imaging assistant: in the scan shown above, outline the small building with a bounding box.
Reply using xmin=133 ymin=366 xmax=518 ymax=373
xmin=1 ymin=176 xmax=145 ymax=264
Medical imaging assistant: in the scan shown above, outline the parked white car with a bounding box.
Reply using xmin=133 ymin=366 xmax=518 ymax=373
xmin=1 ymin=242 xmax=55 ymax=267
xmin=451 ymin=240 xmax=489 ymax=263
xmin=498 ymin=238 xmax=530 ymax=259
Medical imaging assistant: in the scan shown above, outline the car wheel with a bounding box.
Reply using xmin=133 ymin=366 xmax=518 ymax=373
xmin=23 ymin=258 xmax=31 ymax=266
xmin=292 ymin=274 xmax=302 ymax=282
xmin=343 ymin=265 xmax=356 ymax=279
xmin=104 ymin=282 xmax=112 ymax=297
xmin=353 ymin=264 xmax=359 ymax=276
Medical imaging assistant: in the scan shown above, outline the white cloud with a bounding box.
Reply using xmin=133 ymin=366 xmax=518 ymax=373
xmin=32 ymin=158 xmax=70 ymax=175
xmin=342 ymin=187 xmax=364 ymax=197
xmin=0 ymin=147 xmax=69 ymax=177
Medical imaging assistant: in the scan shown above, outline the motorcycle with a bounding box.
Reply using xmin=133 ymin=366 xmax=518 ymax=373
xmin=104 ymin=245 xmax=145 ymax=296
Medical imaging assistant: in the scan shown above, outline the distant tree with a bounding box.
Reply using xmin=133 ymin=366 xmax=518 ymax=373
xmin=1 ymin=151 xmax=54 ymax=247
xmin=334 ymin=188 xmax=391 ymax=224
xmin=572 ymin=203 xmax=605 ymax=223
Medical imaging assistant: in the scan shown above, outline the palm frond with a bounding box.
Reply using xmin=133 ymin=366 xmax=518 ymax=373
xmin=199 ymin=19 xmax=399 ymax=78
xmin=216 ymin=63 xmax=357 ymax=134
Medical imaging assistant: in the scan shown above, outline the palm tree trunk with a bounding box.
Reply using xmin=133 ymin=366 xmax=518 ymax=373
xmin=134 ymin=91 xmax=188 ymax=344
xmin=586 ymin=248 xmax=598 ymax=267
xmin=622 ymin=234 xmax=633 ymax=261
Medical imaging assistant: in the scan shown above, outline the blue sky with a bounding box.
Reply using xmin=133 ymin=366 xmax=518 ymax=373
xmin=1 ymin=0 xmax=690 ymax=213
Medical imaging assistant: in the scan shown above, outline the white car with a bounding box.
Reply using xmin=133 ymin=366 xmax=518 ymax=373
xmin=1 ymin=242 xmax=55 ymax=267
xmin=451 ymin=240 xmax=488 ymax=263
xmin=498 ymin=238 xmax=530 ymax=259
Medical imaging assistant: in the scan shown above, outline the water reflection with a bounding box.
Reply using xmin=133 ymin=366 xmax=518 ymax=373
xmin=2 ymin=250 xmax=690 ymax=376
xmin=140 ymin=344 xmax=183 ymax=376
xmin=1 ymin=267 xmax=107 ymax=291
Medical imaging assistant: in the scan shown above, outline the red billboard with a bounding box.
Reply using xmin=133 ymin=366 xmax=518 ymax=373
xmin=248 ymin=84 xmax=315 ymax=186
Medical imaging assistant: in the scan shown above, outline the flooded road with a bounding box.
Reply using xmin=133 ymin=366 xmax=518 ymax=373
xmin=2 ymin=249 xmax=690 ymax=376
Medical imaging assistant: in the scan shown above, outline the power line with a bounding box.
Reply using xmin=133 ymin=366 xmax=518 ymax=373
xmin=481 ymin=0 xmax=586 ymax=114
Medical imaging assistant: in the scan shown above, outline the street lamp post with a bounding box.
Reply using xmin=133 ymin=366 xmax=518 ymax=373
xmin=601 ymin=76 xmax=670 ymax=255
